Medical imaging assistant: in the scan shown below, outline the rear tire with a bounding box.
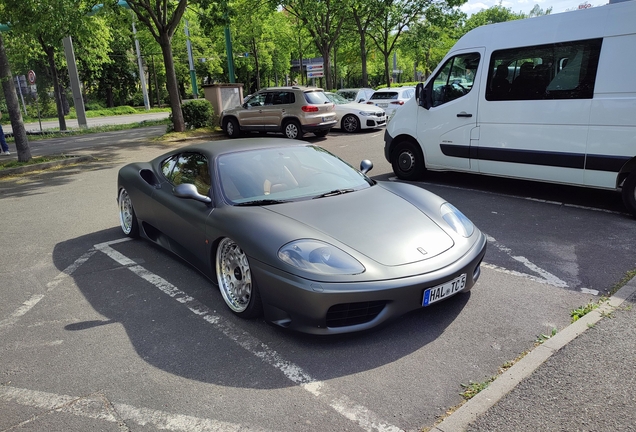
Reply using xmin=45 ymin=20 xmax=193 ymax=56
xmin=224 ymin=118 xmax=240 ymax=138
xmin=622 ymin=171 xmax=636 ymax=217
xmin=283 ymin=120 xmax=303 ymax=139
xmin=391 ymin=140 xmax=426 ymax=181
xmin=118 ymin=188 xmax=139 ymax=238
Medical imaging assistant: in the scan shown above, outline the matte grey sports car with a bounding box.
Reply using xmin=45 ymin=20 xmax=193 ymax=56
xmin=117 ymin=138 xmax=486 ymax=334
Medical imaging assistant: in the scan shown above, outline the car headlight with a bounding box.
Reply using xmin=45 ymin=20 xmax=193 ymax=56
xmin=358 ymin=111 xmax=376 ymax=117
xmin=440 ymin=203 xmax=474 ymax=237
xmin=278 ymin=240 xmax=365 ymax=275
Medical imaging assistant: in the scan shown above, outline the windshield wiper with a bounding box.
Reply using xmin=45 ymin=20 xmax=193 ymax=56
xmin=313 ymin=188 xmax=355 ymax=199
xmin=235 ymin=199 xmax=287 ymax=206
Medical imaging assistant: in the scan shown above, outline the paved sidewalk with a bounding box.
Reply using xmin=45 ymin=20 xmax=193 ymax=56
xmin=434 ymin=277 xmax=636 ymax=432
xmin=2 ymin=111 xmax=170 ymax=135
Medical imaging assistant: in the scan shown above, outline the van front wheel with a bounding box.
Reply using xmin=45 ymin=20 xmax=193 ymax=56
xmin=392 ymin=141 xmax=425 ymax=181
xmin=622 ymin=171 xmax=636 ymax=217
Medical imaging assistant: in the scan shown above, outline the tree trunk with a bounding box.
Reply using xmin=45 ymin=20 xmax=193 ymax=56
xmin=320 ymin=47 xmax=333 ymax=91
xmin=159 ymin=35 xmax=184 ymax=132
xmin=251 ymin=38 xmax=260 ymax=90
xmin=43 ymin=43 xmax=67 ymax=131
xmin=360 ymin=35 xmax=368 ymax=87
xmin=384 ymin=53 xmax=391 ymax=88
xmin=0 ymin=34 xmax=31 ymax=162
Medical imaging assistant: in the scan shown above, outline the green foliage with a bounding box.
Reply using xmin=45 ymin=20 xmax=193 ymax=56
xmin=460 ymin=378 xmax=495 ymax=399
xmin=571 ymin=302 xmax=600 ymax=322
xmin=177 ymin=99 xmax=215 ymax=129
xmin=535 ymin=327 xmax=558 ymax=344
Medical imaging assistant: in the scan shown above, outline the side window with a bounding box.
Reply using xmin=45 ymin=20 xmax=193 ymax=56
xmin=486 ymin=38 xmax=602 ymax=101
xmin=272 ymin=91 xmax=294 ymax=105
xmin=161 ymin=156 xmax=178 ymax=181
xmin=246 ymin=93 xmax=266 ymax=107
xmin=170 ymin=153 xmax=211 ymax=196
xmin=430 ymin=53 xmax=480 ymax=107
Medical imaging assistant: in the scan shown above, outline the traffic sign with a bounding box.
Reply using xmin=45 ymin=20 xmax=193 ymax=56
xmin=27 ymin=70 xmax=36 ymax=84
xmin=306 ymin=64 xmax=324 ymax=71
xmin=307 ymin=71 xmax=324 ymax=78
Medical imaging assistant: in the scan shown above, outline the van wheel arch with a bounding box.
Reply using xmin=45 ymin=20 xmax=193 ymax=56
xmin=622 ymin=171 xmax=636 ymax=218
xmin=390 ymin=136 xmax=426 ymax=181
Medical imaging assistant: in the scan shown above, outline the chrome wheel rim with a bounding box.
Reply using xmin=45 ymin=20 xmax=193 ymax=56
xmin=343 ymin=116 xmax=358 ymax=132
xmin=285 ymin=123 xmax=298 ymax=139
xmin=216 ymin=238 xmax=252 ymax=313
xmin=118 ymin=189 xmax=133 ymax=235
xmin=227 ymin=121 xmax=235 ymax=136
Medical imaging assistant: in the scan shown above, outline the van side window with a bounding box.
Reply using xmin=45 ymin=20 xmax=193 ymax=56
xmin=486 ymin=38 xmax=602 ymax=101
xmin=430 ymin=53 xmax=480 ymax=107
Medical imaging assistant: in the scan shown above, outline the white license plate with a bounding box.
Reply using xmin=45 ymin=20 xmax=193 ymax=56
xmin=423 ymin=274 xmax=466 ymax=306
xmin=378 ymin=103 xmax=388 ymax=108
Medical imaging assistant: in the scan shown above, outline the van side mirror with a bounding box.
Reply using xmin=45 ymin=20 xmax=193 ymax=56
xmin=416 ymin=82 xmax=431 ymax=110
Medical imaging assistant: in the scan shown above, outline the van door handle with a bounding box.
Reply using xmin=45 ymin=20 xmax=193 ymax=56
xmin=457 ymin=112 xmax=472 ymax=118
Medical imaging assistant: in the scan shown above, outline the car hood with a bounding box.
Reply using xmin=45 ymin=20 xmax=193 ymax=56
xmin=265 ymin=185 xmax=454 ymax=266
xmin=338 ymin=102 xmax=384 ymax=113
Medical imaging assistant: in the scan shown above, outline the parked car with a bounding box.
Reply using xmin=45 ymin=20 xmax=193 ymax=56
xmin=117 ymin=138 xmax=487 ymax=334
xmin=324 ymin=92 xmax=387 ymax=133
xmin=336 ymin=88 xmax=375 ymax=103
xmin=220 ymin=86 xmax=337 ymax=139
xmin=367 ymin=87 xmax=416 ymax=120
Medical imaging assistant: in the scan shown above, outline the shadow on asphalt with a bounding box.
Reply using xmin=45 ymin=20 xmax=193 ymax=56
xmin=52 ymin=228 xmax=470 ymax=389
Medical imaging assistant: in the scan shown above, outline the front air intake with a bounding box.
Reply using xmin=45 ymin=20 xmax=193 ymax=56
xmin=326 ymin=301 xmax=386 ymax=327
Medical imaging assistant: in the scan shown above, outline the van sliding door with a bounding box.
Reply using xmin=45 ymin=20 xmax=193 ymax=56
xmin=477 ymin=39 xmax=602 ymax=186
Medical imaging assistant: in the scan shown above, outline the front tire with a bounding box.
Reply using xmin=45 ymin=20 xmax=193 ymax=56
xmin=216 ymin=238 xmax=262 ymax=318
xmin=283 ymin=120 xmax=303 ymax=139
xmin=118 ymin=188 xmax=139 ymax=238
xmin=224 ymin=118 xmax=240 ymax=138
xmin=342 ymin=114 xmax=360 ymax=133
xmin=391 ymin=140 xmax=426 ymax=181
xmin=622 ymin=171 xmax=636 ymax=217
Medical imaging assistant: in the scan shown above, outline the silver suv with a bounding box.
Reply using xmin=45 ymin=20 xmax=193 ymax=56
xmin=220 ymin=87 xmax=337 ymax=139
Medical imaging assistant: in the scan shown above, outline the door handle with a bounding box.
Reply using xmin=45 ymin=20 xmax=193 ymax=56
xmin=457 ymin=112 xmax=472 ymax=118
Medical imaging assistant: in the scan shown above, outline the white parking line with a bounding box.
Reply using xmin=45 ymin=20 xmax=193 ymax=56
xmin=0 ymin=250 xmax=96 ymax=329
xmin=486 ymin=235 xmax=568 ymax=288
xmin=0 ymin=385 xmax=267 ymax=432
xmin=94 ymin=239 xmax=403 ymax=432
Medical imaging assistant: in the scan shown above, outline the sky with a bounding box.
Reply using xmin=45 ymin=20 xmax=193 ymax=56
xmin=460 ymin=0 xmax=609 ymax=16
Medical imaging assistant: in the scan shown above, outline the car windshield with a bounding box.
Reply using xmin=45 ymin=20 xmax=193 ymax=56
xmin=304 ymin=91 xmax=331 ymax=104
xmin=325 ymin=93 xmax=349 ymax=105
xmin=217 ymin=146 xmax=373 ymax=205
xmin=370 ymin=92 xmax=398 ymax=100
xmin=337 ymin=90 xmax=357 ymax=101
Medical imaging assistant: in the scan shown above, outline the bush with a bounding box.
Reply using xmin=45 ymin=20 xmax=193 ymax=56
xmin=85 ymin=101 xmax=106 ymax=111
xmin=180 ymin=99 xmax=214 ymax=129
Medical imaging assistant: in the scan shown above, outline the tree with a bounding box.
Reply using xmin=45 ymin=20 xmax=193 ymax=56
xmin=124 ymin=0 xmax=189 ymax=132
xmin=461 ymin=4 xmax=526 ymax=33
xmin=350 ymin=0 xmax=374 ymax=87
xmin=0 ymin=0 xmax=93 ymax=131
xmin=366 ymin=0 xmax=444 ymax=87
xmin=0 ymin=33 xmax=31 ymax=162
xmin=282 ymin=0 xmax=352 ymax=90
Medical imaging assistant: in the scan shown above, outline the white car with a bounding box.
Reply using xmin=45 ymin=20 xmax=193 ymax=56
xmin=367 ymin=86 xmax=416 ymax=120
xmin=325 ymin=93 xmax=387 ymax=133
xmin=336 ymin=88 xmax=375 ymax=103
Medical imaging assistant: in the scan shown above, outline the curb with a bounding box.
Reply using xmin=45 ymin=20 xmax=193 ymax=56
xmin=432 ymin=277 xmax=636 ymax=432
xmin=0 ymin=155 xmax=96 ymax=178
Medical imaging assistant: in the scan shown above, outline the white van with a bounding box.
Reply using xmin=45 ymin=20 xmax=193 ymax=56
xmin=384 ymin=1 xmax=636 ymax=216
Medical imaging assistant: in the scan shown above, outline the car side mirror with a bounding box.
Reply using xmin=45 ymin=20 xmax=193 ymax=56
xmin=359 ymin=159 xmax=373 ymax=174
xmin=173 ymin=183 xmax=212 ymax=204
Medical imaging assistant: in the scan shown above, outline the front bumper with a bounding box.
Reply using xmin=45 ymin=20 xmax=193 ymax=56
xmin=251 ymin=232 xmax=487 ymax=334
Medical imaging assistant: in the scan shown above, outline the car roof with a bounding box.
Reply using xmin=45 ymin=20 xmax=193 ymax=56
xmin=167 ymin=138 xmax=306 ymax=160
xmin=374 ymin=86 xmax=415 ymax=92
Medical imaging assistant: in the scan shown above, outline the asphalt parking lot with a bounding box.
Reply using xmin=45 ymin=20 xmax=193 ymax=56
xmin=1 ymin=128 xmax=634 ymax=431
